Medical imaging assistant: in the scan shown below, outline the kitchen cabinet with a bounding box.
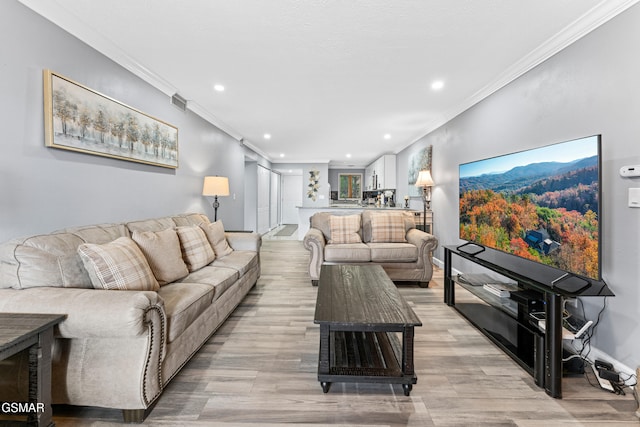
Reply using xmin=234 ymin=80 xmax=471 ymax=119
xmin=367 ymin=154 xmax=396 ymax=190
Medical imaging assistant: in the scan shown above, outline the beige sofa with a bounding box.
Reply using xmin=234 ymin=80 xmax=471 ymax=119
xmin=0 ymin=213 xmax=260 ymax=423
xmin=303 ymin=210 xmax=438 ymax=287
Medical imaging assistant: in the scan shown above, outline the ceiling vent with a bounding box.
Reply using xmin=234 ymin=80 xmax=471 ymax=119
xmin=171 ymin=93 xmax=187 ymax=111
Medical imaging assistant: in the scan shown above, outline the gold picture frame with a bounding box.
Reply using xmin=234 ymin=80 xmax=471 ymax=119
xmin=43 ymin=69 xmax=178 ymax=169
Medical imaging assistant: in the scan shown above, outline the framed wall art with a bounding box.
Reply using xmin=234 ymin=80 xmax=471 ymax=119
xmin=408 ymin=145 xmax=432 ymax=196
xmin=43 ymin=69 xmax=178 ymax=169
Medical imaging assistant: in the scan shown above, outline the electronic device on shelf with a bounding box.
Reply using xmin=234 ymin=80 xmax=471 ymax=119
xmin=563 ymin=315 xmax=593 ymax=339
xmin=482 ymin=283 xmax=513 ymax=298
xmin=529 ymin=312 xmax=593 ymax=339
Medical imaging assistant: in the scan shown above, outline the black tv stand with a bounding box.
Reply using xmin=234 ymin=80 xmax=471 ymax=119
xmin=443 ymin=245 xmax=613 ymax=399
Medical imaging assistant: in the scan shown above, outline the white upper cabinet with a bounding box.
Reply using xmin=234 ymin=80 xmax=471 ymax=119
xmin=367 ymin=154 xmax=396 ymax=190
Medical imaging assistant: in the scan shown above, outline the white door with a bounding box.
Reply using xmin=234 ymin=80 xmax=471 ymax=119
xmin=270 ymin=170 xmax=280 ymax=229
xmin=257 ymin=165 xmax=270 ymax=234
xmin=281 ymin=173 xmax=303 ymax=224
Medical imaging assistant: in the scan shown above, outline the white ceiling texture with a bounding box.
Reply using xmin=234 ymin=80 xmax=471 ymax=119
xmin=19 ymin=0 xmax=640 ymax=168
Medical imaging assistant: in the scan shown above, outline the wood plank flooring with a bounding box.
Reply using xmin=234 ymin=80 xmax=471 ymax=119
xmin=52 ymin=240 xmax=638 ymax=426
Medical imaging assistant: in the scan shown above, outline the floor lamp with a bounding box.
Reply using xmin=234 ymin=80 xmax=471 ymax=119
xmin=202 ymin=176 xmax=230 ymax=222
xmin=414 ymin=170 xmax=434 ymax=231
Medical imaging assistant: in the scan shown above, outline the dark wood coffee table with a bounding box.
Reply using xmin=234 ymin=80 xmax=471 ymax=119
xmin=314 ymin=264 xmax=422 ymax=396
xmin=0 ymin=313 xmax=66 ymax=427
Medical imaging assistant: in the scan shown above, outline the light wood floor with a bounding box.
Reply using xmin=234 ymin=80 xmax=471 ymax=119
xmin=53 ymin=240 xmax=637 ymax=426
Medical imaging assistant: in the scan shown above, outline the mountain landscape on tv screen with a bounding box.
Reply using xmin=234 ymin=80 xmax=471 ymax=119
xmin=459 ymin=155 xmax=599 ymax=279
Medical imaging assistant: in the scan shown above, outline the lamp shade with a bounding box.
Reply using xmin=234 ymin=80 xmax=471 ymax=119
xmin=414 ymin=170 xmax=434 ymax=187
xmin=202 ymin=176 xmax=230 ymax=196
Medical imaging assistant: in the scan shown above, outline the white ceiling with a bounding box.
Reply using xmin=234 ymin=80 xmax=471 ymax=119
xmin=19 ymin=0 xmax=639 ymax=168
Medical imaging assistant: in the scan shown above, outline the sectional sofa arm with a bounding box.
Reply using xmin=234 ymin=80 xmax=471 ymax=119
xmin=0 ymin=287 xmax=166 ymax=339
xmin=303 ymin=228 xmax=326 ymax=282
xmin=406 ymin=228 xmax=439 ymax=255
xmin=226 ymin=231 xmax=262 ymax=252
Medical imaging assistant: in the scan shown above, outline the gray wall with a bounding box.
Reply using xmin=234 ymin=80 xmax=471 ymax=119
xmin=397 ymin=4 xmax=640 ymax=371
xmin=0 ymin=0 xmax=256 ymax=240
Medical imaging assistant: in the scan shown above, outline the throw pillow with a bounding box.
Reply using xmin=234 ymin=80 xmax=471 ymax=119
xmin=370 ymin=213 xmax=407 ymax=243
xmin=175 ymin=226 xmax=216 ymax=271
xmin=77 ymin=237 xmax=159 ymax=291
xmin=199 ymin=220 xmax=234 ymax=258
xmin=328 ymin=215 xmax=362 ymax=244
xmin=131 ymin=228 xmax=189 ymax=285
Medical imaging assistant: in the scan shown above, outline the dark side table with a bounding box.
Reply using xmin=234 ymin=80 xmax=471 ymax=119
xmin=0 ymin=313 xmax=66 ymax=427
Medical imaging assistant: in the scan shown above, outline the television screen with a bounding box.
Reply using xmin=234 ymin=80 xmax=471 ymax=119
xmin=459 ymin=135 xmax=601 ymax=281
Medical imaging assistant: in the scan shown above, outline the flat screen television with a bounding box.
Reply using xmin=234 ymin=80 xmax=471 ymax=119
xmin=459 ymin=135 xmax=602 ymax=281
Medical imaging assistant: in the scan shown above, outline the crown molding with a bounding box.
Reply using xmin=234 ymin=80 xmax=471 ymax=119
xmin=185 ymin=101 xmax=243 ymax=141
xmin=22 ymin=0 xmax=640 ymax=162
xmin=397 ymin=0 xmax=640 ymax=153
xmin=241 ymin=140 xmax=273 ymax=162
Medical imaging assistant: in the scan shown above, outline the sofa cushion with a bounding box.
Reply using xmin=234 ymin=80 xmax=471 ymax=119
xmin=310 ymin=211 xmax=363 ymax=242
xmin=367 ymin=243 xmax=418 ymax=262
xmin=200 ymin=220 xmax=233 ymax=258
xmin=177 ymin=266 xmax=239 ymax=301
xmin=370 ymin=213 xmax=407 ymax=243
xmin=325 ymin=243 xmax=371 ymax=262
xmin=172 ymin=213 xmax=210 ymax=227
xmin=64 ymin=223 xmax=130 ymax=243
xmin=362 ymin=211 xmax=415 ymax=243
xmin=77 ymin=237 xmax=159 ymax=291
xmin=175 ymin=226 xmax=216 ymax=271
xmin=328 ymin=215 xmax=362 ymax=244
xmin=210 ymin=250 xmax=258 ymax=276
xmin=126 ymin=217 xmax=176 ymax=233
xmin=131 ymin=228 xmax=189 ymax=285
xmin=157 ymin=282 xmax=215 ymax=343
xmin=0 ymin=233 xmax=92 ymax=289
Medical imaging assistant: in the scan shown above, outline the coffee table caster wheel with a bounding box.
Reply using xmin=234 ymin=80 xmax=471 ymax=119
xmin=321 ymin=382 xmax=331 ymax=393
xmin=403 ymin=384 xmax=412 ymax=396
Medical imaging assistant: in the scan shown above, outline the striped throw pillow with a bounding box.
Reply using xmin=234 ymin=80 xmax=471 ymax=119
xmin=370 ymin=213 xmax=407 ymax=243
xmin=328 ymin=215 xmax=362 ymax=244
xmin=175 ymin=226 xmax=216 ymax=271
xmin=77 ymin=237 xmax=159 ymax=291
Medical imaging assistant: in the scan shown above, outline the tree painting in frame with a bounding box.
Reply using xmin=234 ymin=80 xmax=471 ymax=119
xmin=43 ymin=69 xmax=178 ymax=169
xmin=408 ymin=145 xmax=432 ymax=197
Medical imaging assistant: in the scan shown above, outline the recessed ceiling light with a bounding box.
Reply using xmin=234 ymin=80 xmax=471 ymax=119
xmin=384 ymin=134 xmax=391 ymax=140
xmin=264 ymin=133 xmax=271 ymax=140
xmin=431 ymin=80 xmax=444 ymax=90
xmin=279 ymin=153 xmax=285 ymax=158
xmin=213 ymin=84 xmax=225 ymax=92
xmin=346 ymin=153 xmax=352 ymax=158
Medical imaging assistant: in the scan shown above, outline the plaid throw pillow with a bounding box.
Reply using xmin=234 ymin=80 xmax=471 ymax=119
xmin=328 ymin=215 xmax=362 ymax=244
xmin=77 ymin=237 xmax=159 ymax=291
xmin=175 ymin=226 xmax=216 ymax=271
xmin=370 ymin=213 xmax=407 ymax=243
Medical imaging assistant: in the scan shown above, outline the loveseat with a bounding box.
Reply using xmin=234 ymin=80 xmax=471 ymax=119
xmin=303 ymin=210 xmax=438 ymax=287
xmin=0 ymin=213 xmax=260 ymax=423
